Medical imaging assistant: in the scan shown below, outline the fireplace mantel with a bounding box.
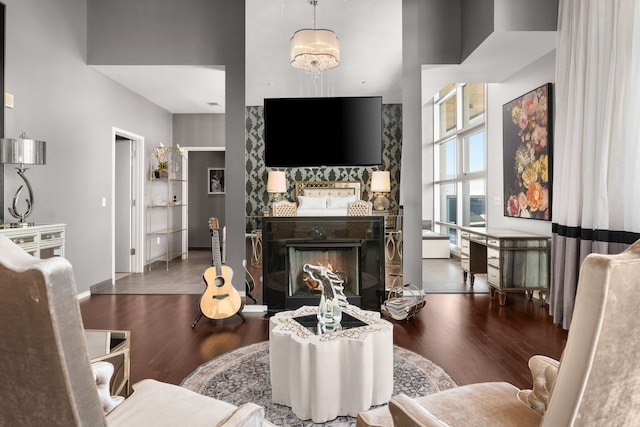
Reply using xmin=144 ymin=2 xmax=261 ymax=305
xmin=262 ymin=216 xmax=385 ymax=314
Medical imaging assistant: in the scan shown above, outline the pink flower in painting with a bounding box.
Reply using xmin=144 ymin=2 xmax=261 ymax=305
xmin=518 ymin=192 xmax=528 ymax=211
xmin=531 ymin=125 xmax=548 ymax=153
xmin=518 ymin=112 xmax=528 ymax=130
xmin=507 ymin=195 xmax=520 ymax=216
xmin=522 ymin=92 xmax=539 ymax=116
xmin=540 ymin=187 xmax=549 ymax=212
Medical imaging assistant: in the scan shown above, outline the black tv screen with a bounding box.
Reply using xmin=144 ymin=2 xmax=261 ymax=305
xmin=264 ymin=96 xmax=383 ymax=167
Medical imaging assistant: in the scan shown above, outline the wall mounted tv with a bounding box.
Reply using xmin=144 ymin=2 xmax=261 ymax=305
xmin=264 ymin=96 xmax=383 ymax=167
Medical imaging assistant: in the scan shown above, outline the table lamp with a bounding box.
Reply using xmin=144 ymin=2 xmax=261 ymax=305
xmin=267 ymin=170 xmax=287 ymax=202
xmin=371 ymin=170 xmax=391 ymax=211
xmin=0 ymin=132 xmax=47 ymax=226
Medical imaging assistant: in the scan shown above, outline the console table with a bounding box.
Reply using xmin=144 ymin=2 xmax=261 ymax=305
xmin=0 ymin=223 xmax=66 ymax=258
xmin=269 ymin=305 xmax=393 ymax=423
xmin=460 ymin=226 xmax=550 ymax=305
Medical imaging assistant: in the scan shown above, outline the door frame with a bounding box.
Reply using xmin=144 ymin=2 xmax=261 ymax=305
xmin=111 ymin=127 xmax=145 ymax=283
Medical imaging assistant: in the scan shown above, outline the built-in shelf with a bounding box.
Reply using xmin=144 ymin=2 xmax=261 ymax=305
xmin=146 ymin=148 xmax=187 ymax=270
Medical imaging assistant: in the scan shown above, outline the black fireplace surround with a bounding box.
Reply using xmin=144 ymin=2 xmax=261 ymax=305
xmin=262 ymin=216 xmax=385 ymax=314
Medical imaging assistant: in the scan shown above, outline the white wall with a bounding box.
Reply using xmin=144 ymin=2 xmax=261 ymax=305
xmin=486 ymin=50 xmax=555 ymax=236
xmin=3 ymin=0 xmax=173 ymax=294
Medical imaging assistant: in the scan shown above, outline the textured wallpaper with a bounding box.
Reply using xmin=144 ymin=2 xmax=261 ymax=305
xmin=245 ymin=104 xmax=402 ymax=225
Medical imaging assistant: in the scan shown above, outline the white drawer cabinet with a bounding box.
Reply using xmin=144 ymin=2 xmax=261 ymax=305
xmin=0 ymin=224 xmax=66 ymax=259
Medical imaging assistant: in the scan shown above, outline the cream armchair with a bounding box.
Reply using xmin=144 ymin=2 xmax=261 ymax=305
xmin=0 ymin=235 xmax=274 ymax=427
xmin=358 ymin=240 xmax=640 ymax=426
xmin=272 ymin=199 xmax=297 ymax=216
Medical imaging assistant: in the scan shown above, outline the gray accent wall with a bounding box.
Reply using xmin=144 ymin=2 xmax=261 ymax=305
xmin=173 ymin=114 xmax=226 ymax=249
xmin=461 ymin=0 xmax=494 ymax=61
xmin=173 ymin=114 xmax=225 ymax=148
xmin=188 ymin=151 xmax=226 ymax=249
xmin=3 ymin=0 xmax=172 ymax=294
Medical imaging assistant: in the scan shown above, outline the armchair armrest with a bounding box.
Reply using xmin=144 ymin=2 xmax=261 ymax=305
xmin=517 ymin=355 xmax=560 ymax=416
xmin=92 ymin=361 xmax=124 ymax=414
xmin=388 ymin=394 xmax=450 ymax=427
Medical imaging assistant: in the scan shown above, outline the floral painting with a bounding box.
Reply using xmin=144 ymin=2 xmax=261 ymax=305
xmin=502 ymin=83 xmax=552 ymax=220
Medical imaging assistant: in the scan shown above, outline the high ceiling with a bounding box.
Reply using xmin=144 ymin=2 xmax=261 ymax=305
xmin=245 ymin=0 xmax=403 ymax=106
xmin=93 ymin=0 xmax=402 ymax=114
xmin=92 ymin=1 xmax=556 ymax=115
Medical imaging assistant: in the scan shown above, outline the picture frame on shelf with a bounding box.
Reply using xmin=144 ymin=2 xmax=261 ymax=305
xmin=208 ymin=168 xmax=225 ymax=194
xmin=502 ymin=83 xmax=553 ymax=221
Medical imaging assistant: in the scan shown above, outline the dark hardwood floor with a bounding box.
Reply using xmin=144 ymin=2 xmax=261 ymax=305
xmin=80 ymin=290 xmax=567 ymax=391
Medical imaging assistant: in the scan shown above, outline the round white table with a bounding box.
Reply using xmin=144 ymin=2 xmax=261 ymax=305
xmin=269 ymin=305 xmax=393 ymax=423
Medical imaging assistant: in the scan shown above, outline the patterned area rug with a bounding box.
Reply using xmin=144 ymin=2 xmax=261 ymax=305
xmin=181 ymin=341 xmax=457 ymax=426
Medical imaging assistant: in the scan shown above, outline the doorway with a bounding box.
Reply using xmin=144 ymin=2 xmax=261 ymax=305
xmin=181 ymin=147 xmax=226 ymax=256
xmin=112 ymin=128 xmax=145 ymax=283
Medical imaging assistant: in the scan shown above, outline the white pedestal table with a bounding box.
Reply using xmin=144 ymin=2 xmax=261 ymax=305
xmin=269 ymin=305 xmax=393 ymax=423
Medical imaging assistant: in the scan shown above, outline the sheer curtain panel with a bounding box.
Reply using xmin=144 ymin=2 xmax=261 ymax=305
xmin=551 ymin=0 xmax=640 ymax=329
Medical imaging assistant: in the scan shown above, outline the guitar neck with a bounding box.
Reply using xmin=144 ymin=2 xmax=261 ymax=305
xmin=211 ymin=229 xmax=223 ymax=275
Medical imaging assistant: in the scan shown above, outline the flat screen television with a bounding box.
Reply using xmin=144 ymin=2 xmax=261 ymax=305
xmin=264 ymin=96 xmax=383 ymax=167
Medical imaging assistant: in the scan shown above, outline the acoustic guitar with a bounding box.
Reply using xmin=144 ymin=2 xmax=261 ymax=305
xmin=198 ymin=218 xmax=243 ymax=320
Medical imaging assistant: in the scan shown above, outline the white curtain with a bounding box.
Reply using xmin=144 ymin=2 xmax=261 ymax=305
xmin=551 ymin=0 xmax=640 ymax=329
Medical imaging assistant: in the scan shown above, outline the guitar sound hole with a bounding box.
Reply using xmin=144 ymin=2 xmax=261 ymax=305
xmin=214 ymin=276 xmax=225 ymax=287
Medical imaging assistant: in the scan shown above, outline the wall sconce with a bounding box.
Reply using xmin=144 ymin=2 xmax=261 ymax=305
xmin=0 ymin=132 xmax=47 ymax=226
xmin=267 ymin=170 xmax=287 ymax=202
xmin=371 ymin=170 xmax=391 ymax=211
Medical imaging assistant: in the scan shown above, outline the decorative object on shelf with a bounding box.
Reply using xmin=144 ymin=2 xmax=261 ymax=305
xmin=152 ymin=144 xmax=169 ymax=178
xmin=290 ymin=0 xmax=340 ymax=80
xmin=0 ymin=132 xmax=46 ymax=226
xmin=266 ymin=170 xmax=287 ymax=202
xmin=208 ymin=168 xmax=225 ymax=194
xmin=381 ymin=283 xmax=425 ymax=321
xmin=502 ymin=83 xmax=553 ymax=220
xmin=151 ymin=144 xmax=183 ymax=178
xmin=303 ymin=263 xmax=348 ymax=330
xmin=371 ymin=170 xmax=391 ymax=211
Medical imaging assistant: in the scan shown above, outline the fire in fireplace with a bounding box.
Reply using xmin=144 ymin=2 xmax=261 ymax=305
xmin=286 ymin=240 xmax=362 ymax=308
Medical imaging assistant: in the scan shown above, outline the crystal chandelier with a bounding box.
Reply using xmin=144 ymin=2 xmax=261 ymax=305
xmin=290 ymin=1 xmax=340 ymax=80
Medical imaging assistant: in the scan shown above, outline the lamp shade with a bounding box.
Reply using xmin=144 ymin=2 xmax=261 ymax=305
xmin=267 ymin=171 xmax=287 ymax=193
xmin=0 ymin=134 xmax=46 ymax=165
xmin=371 ymin=171 xmax=390 ymax=193
xmin=290 ymin=29 xmax=340 ymax=72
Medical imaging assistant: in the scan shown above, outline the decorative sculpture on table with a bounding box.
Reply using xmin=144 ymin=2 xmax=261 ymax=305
xmin=303 ymin=263 xmax=348 ymax=329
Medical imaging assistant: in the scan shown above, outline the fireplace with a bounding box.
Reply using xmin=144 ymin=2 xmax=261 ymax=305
xmin=286 ymin=240 xmax=362 ymax=308
xmin=262 ymin=216 xmax=385 ymax=314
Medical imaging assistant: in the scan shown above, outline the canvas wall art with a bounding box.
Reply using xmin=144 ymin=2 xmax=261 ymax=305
xmin=502 ymin=83 xmax=552 ymax=220
xmin=208 ymin=168 xmax=225 ymax=194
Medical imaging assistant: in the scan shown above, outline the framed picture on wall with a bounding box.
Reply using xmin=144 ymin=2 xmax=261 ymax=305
xmin=502 ymin=83 xmax=553 ymax=220
xmin=208 ymin=168 xmax=225 ymax=194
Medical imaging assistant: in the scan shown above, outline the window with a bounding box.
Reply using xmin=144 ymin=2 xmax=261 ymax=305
xmin=433 ymin=84 xmax=486 ymax=246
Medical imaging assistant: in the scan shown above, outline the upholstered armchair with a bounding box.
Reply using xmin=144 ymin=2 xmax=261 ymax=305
xmin=347 ymin=200 xmax=373 ymax=216
xmin=272 ymin=199 xmax=297 ymax=216
xmin=0 ymin=235 xmax=274 ymax=426
xmin=357 ymin=240 xmax=640 ymax=426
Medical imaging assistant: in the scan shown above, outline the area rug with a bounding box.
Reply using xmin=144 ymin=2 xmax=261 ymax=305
xmin=181 ymin=341 xmax=457 ymax=426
